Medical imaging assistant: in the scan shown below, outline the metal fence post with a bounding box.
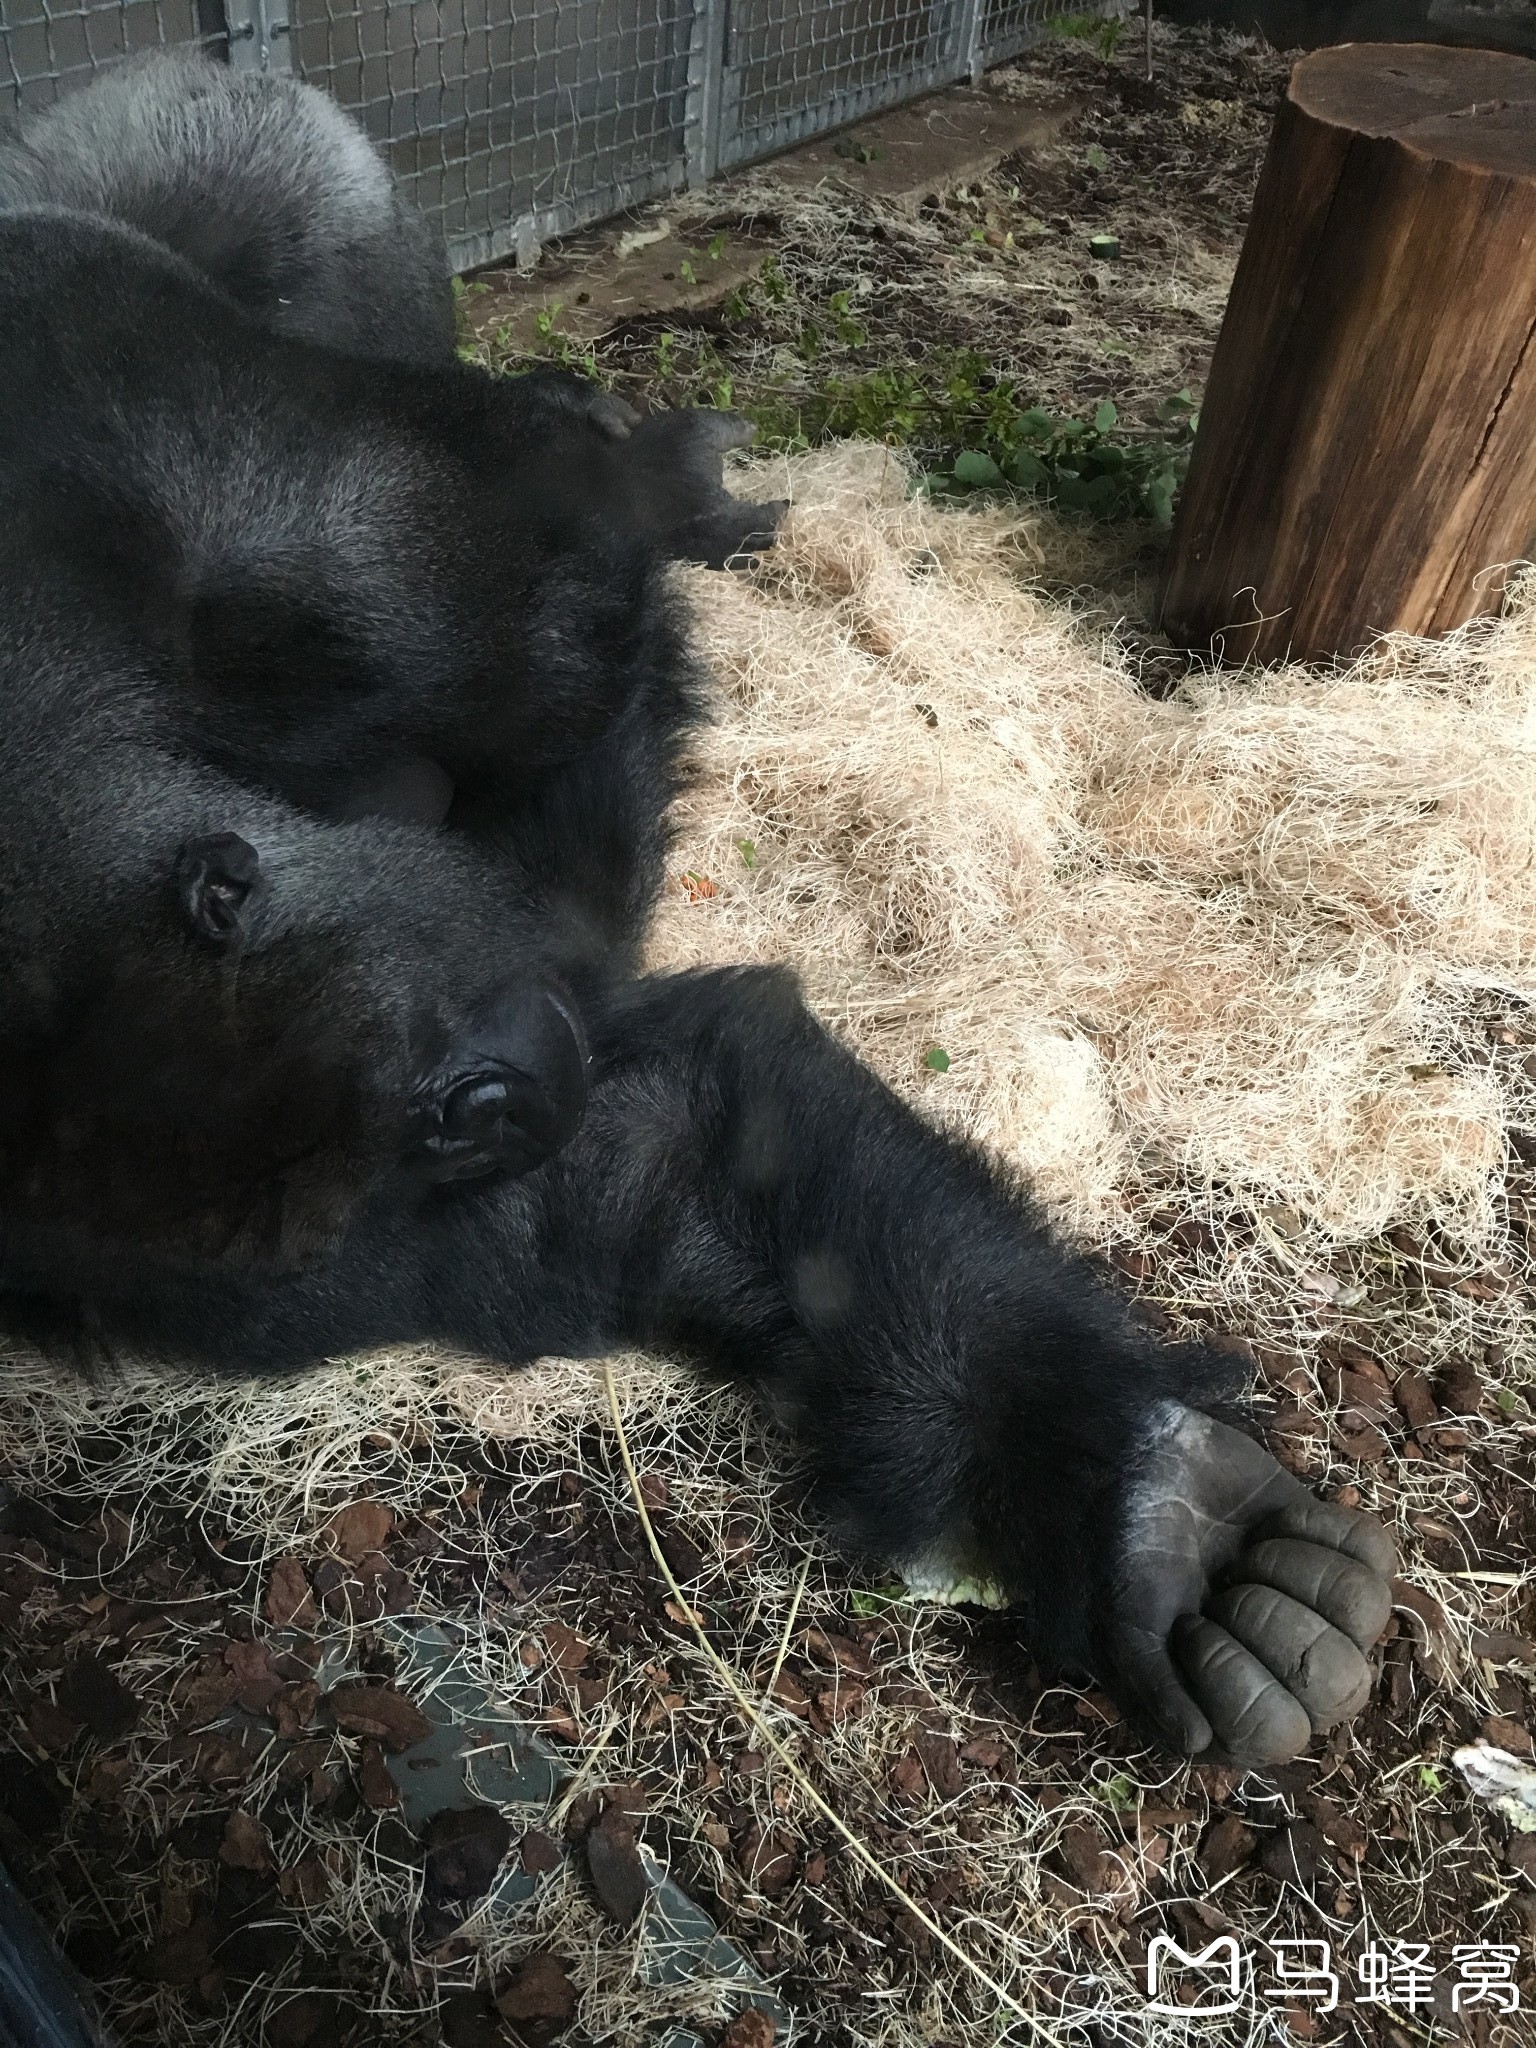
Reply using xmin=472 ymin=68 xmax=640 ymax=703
xmin=226 ymin=0 xmax=292 ymax=74
xmin=685 ymin=0 xmax=729 ymax=190
xmin=957 ymin=0 xmax=986 ymax=87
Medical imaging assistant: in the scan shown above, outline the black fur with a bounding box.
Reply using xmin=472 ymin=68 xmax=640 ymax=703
xmin=0 ymin=57 xmax=1245 ymax=1714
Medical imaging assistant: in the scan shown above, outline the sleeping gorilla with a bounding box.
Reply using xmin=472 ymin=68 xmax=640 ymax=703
xmin=0 ymin=52 xmax=1396 ymax=1769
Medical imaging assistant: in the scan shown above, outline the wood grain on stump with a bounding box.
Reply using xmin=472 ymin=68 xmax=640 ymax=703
xmin=1161 ymin=43 xmax=1536 ymax=666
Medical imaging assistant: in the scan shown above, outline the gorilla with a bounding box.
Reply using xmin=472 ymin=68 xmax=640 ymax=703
xmin=0 ymin=51 xmax=1396 ymax=1769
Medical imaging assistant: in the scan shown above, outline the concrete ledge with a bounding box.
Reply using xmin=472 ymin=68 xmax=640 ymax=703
xmin=761 ymin=86 xmax=1078 ymax=214
xmin=468 ymin=82 xmax=1077 ymax=348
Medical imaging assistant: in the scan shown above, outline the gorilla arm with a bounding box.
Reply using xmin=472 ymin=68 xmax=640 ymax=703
xmin=157 ymin=962 xmax=1393 ymax=1768
xmin=0 ymin=209 xmax=771 ymax=811
xmin=544 ymin=968 xmax=1397 ymax=1767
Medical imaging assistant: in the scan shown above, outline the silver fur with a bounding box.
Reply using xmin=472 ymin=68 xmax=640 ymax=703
xmin=0 ymin=51 xmax=454 ymax=365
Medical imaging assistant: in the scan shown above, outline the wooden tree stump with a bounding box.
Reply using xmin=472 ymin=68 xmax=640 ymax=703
xmin=1161 ymin=42 xmax=1536 ymax=666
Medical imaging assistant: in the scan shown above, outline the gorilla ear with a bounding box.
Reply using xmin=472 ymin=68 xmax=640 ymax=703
xmin=173 ymin=833 xmax=263 ymax=947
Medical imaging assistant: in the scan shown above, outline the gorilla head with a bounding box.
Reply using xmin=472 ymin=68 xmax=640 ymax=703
xmin=0 ymin=770 xmax=588 ymax=1275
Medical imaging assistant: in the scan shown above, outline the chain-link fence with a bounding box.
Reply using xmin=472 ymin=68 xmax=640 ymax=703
xmin=1 ymin=0 xmax=1119 ymax=272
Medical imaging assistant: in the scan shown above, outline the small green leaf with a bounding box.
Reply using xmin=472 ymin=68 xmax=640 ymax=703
xmin=1098 ymin=1773 xmax=1138 ymax=1811
xmin=1417 ymin=1764 xmax=1445 ymax=1794
xmin=707 ymin=231 xmax=727 ymax=261
xmin=1085 ymin=143 xmax=1108 ymax=171
xmin=1495 ymin=1386 xmax=1522 ymax=1414
xmin=850 ymin=1582 xmax=907 ymax=1616
xmin=1008 ymin=448 xmax=1050 ymax=490
xmin=736 ymin=838 xmax=757 ymax=869
xmin=679 ymin=259 xmax=697 ymax=285
xmin=924 ymin=1046 xmax=952 ymax=1072
xmin=1018 ymin=407 xmax=1056 ymax=440
xmin=952 ymin=450 xmax=1004 ymax=488
xmin=1093 ymin=399 xmax=1118 ymax=434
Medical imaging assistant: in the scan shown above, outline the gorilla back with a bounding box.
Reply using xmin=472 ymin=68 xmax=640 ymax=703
xmin=0 ymin=53 xmax=1398 ymax=1776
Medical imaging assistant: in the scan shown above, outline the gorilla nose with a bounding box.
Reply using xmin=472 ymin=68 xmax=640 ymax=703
xmin=439 ymin=1076 xmax=518 ymax=1143
xmin=405 ymin=986 xmax=589 ymax=1184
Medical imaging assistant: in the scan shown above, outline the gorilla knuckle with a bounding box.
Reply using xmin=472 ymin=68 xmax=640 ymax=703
xmin=1207 ymin=1582 xmax=1372 ymax=1730
xmin=1239 ymin=1536 xmax=1393 ymax=1651
xmin=1172 ymin=1613 xmax=1312 ymax=1764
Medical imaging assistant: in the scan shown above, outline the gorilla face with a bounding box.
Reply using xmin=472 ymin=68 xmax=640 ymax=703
xmin=0 ymin=804 xmax=589 ymax=1275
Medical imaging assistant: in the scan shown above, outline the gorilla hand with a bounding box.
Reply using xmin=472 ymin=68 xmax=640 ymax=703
xmin=1104 ymin=1406 xmax=1396 ymax=1767
xmin=615 ymin=408 xmax=787 ymax=568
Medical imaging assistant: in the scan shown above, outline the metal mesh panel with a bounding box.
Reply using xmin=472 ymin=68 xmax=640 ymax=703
xmin=1 ymin=0 xmax=220 ymax=114
xmin=0 ymin=0 xmax=1122 ymax=270
xmin=291 ymin=0 xmax=694 ymax=271
xmin=979 ymin=0 xmax=1079 ymax=65
xmin=718 ymin=0 xmax=962 ymax=169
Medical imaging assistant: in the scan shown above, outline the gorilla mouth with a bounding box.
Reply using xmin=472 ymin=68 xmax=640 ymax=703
xmin=404 ymin=987 xmax=589 ymax=1185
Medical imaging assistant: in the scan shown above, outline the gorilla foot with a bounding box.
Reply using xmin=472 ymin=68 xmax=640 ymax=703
xmin=1106 ymin=1406 xmax=1396 ymax=1767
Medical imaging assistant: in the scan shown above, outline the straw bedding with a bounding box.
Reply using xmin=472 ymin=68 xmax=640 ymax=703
xmin=657 ymin=445 xmax=1535 ymax=1259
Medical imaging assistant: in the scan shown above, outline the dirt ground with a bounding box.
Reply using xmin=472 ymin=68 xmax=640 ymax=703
xmin=1 ymin=20 xmax=1533 ymax=2048
xmin=463 ymin=20 xmax=1284 ymax=476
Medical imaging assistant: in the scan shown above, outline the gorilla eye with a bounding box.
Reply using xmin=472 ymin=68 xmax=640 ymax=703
xmin=173 ymin=832 xmax=263 ymax=947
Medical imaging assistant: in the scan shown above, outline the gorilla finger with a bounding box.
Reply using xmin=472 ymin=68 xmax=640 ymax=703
xmin=1235 ymin=1537 xmax=1392 ymax=1652
xmin=683 ymin=407 xmax=758 ymax=453
xmin=730 ymin=500 xmax=788 ymax=551
xmin=1206 ymin=1583 xmax=1373 ymax=1730
xmin=633 ymin=407 xmax=756 ymax=459
xmin=679 ymin=503 xmax=787 ymax=569
xmin=1170 ymin=1614 xmax=1312 ymax=1765
xmin=1110 ymin=1627 xmax=1215 ymax=1757
xmin=1253 ymin=1497 xmax=1397 ymax=1578
xmin=587 ymin=390 xmax=641 ymax=440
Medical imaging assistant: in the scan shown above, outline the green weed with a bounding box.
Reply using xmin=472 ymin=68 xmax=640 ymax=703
xmin=930 ymin=388 xmax=1198 ymax=527
xmin=1050 ymin=10 xmax=1126 ymax=60
xmin=488 ymin=253 xmax=1195 ymax=530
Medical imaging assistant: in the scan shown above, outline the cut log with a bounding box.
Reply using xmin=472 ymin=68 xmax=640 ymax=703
xmin=1161 ymin=42 xmax=1536 ymax=666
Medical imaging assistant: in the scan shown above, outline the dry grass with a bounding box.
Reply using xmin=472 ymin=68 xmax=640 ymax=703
xmin=661 ymin=444 xmax=1536 ymax=1262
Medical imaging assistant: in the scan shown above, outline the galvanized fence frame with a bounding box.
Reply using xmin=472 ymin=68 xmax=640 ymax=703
xmin=0 ymin=0 xmax=1120 ymax=274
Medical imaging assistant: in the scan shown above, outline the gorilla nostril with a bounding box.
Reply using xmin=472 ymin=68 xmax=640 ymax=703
xmin=406 ymin=986 xmax=589 ymax=1186
xmin=440 ymin=1076 xmax=511 ymax=1142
